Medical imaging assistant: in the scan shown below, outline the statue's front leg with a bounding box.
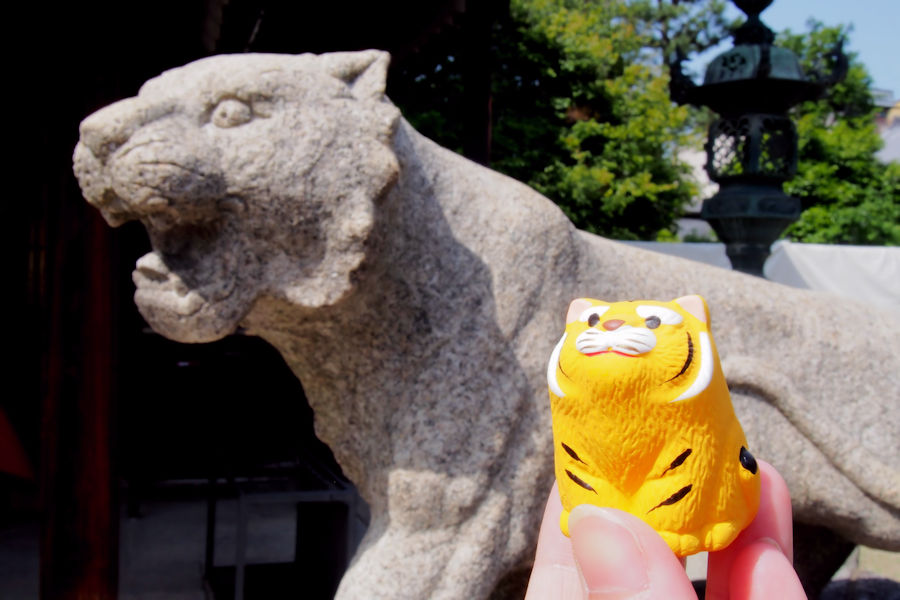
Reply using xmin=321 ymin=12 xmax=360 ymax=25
xmin=336 ymin=472 xmax=519 ymax=600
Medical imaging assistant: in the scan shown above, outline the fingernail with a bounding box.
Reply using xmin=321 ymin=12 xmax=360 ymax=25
xmin=569 ymin=505 xmax=649 ymax=597
xmin=758 ymin=536 xmax=783 ymax=553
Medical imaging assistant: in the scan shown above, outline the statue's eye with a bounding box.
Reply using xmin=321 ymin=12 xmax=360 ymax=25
xmin=645 ymin=316 xmax=661 ymax=329
xmin=588 ymin=313 xmax=601 ymax=327
xmin=211 ymin=98 xmax=252 ymax=128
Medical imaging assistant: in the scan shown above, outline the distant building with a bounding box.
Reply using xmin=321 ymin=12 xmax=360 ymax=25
xmin=675 ymin=147 xmax=718 ymax=240
xmin=873 ymin=88 xmax=899 ymax=163
xmin=872 ymin=88 xmax=894 ymax=108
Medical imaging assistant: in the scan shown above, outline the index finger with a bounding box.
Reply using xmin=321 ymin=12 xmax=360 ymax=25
xmin=705 ymin=459 xmax=795 ymax=599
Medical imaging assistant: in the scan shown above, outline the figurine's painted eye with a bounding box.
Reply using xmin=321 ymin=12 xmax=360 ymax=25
xmin=579 ymin=305 xmax=610 ymax=323
xmin=739 ymin=446 xmax=758 ymax=474
xmin=645 ymin=316 xmax=661 ymax=329
xmin=636 ymin=305 xmax=683 ymax=325
xmin=588 ymin=313 xmax=601 ymax=327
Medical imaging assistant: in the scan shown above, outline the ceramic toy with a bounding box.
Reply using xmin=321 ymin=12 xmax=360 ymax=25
xmin=547 ymin=295 xmax=760 ymax=556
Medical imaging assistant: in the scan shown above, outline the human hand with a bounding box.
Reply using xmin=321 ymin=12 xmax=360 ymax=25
xmin=524 ymin=460 xmax=806 ymax=599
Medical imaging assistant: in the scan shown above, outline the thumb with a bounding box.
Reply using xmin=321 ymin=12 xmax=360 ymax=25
xmin=569 ymin=505 xmax=697 ymax=600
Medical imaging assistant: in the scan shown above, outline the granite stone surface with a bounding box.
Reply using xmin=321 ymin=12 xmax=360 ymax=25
xmin=73 ymin=51 xmax=900 ymax=599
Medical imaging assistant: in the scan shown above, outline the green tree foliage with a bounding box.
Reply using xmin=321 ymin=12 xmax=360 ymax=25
xmin=389 ymin=0 xmax=731 ymax=240
xmin=779 ymin=22 xmax=900 ymax=245
xmin=627 ymin=0 xmax=732 ymax=58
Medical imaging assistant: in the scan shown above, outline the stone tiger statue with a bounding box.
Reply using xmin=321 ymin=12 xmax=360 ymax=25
xmin=72 ymin=51 xmax=899 ymax=599
xmin=549 ymin=296 xmax=760 ymax=556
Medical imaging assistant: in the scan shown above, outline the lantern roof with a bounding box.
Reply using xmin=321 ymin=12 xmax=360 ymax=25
xmin=668 ymin=0 xmax=847 ymax=116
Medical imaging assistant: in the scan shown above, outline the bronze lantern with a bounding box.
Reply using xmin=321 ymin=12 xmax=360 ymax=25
xmin=669 ymin=0 xmax=846 ymax=275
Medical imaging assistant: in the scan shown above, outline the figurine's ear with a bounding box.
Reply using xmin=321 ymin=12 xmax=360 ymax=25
xmin=566 ymin=298 xmax=594 ymax=324
xmin=674 ymin=295 xmax=709 ymax=325
xmin=319 ymin=50 xmax=390 ymax=100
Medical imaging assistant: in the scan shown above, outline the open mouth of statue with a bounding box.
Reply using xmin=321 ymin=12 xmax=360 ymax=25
xmin=584 ymin=350 xmax=640 ymax=357
xmin=132 ymin=252 xmax=207 ymax=317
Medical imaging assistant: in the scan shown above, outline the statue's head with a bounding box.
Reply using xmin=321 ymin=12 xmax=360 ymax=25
xmin=73 ymin=51 xmax=400 ymax=342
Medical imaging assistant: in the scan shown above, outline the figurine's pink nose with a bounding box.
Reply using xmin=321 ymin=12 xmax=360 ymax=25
xmin=603 ymin=319 xmax=625 ymax=331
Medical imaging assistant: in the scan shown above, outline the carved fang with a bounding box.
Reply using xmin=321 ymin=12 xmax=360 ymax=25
xmin=548 ymin=333 xmax=567 ymax=398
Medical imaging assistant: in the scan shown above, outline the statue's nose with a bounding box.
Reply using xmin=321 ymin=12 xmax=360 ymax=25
xmin=602 ymin=319 xmax=625 ymax=331
xmin=78 ymin=97 xmax=170 ymax=161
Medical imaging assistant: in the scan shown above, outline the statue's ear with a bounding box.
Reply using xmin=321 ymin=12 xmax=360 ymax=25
xmin=320 ymin=50 xmax=390 ymax=100
xmin=674 ymin=295 xmax=709 ymax=325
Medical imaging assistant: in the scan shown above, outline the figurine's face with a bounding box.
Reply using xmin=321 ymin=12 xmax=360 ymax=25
xmin=549 ymin=297 xmax=714 ymax=405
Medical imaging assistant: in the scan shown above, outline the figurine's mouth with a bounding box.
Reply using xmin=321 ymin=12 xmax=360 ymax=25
xmin=584 ymin=350 xmax=639 ymax=357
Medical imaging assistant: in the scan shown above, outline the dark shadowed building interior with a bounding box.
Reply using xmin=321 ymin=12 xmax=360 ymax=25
xmin=5 ymin=1 xmax=506 ymax=598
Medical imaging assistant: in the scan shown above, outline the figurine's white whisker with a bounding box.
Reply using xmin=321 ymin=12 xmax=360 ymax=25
xmin=577 ymin=326 xmax=656 ymax=356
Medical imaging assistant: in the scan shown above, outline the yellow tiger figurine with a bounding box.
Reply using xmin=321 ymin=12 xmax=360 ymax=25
xmin=547 ymin=295 xmax=760 ymax=556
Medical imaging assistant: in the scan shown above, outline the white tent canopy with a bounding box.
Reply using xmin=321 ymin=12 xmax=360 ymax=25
xmin=624 ymin=241 xmax=900 ymax=312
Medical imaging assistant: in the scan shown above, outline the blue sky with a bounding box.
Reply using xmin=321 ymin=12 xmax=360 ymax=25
xmin=687 ymin=0 xmax=899 ymax=98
